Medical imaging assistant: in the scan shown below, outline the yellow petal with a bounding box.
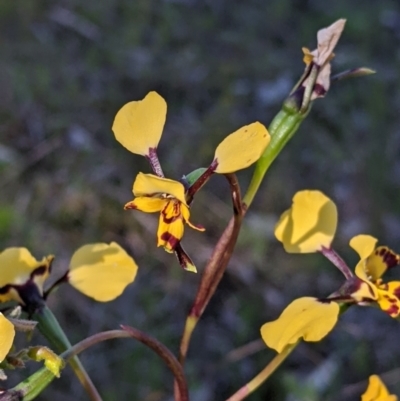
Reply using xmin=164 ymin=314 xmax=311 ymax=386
xmin=112 ymin=91 xmax=167 ymax=156
xmin=157 ymin=201 xmax=185 ymax=252
xmin=69 ymin=242 xmax=138 ymax=302
xmin=351 ymin=236 xmax=399 ymax=281
xmin=349 ymin=235 xmax=378 ymax=260
xmin=355 ymin=258 xmax=373 ymax=283
xmin=260 ymin=297 xmax=339 ymax=353
xmin=274 ymin=190 xmax=337 ymax=253
xmin=213 ymin=122 xmax=270 ymax=174
xmin=0 ymin=314 xmax=14 ymax=362
xmin=361 ymin=375 xmax=397 ymax=401
xmin=0 ymin=248 xmax=53 ymax=301
xmin=124 ymin=197 xmax=166 ymax=213
xmin=132 ymin=173 xmax=187 ymax=205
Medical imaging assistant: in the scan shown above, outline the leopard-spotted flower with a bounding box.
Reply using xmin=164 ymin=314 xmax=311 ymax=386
xmin=262 ymin=190 xmax=400 ymax=354
xmin=349 ymin=235 xmax=400 ymax=317
xmin=274 ymin=189 xmax=400 ymax=318
xmin=114 ymin=91 xmax=270 ymax=270
xmin=125 ymin=173 xmax=205 ymax=253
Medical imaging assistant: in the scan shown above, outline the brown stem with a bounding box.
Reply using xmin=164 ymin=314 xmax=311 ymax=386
xmin=62 ymin=327 xmax=189 ymax=401
xmin=179 ymin=174 xmax=244 ymax=364
xmin=186 ymin=163 xmax=216 ymax=203
xmin=319 ymin=246 xmax=353 ymax=280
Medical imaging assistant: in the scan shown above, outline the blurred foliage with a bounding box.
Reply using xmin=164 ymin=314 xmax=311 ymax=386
xmin=1 ymin=0 xmax=400 ymax=400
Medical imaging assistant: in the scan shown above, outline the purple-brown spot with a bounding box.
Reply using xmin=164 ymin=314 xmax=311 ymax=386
xmin=384 ymin=304 xmax=399 ymax=317
xmin=160 ymin=232 xmax=180 ymax=250
xmin=376 ymin=247 xmax=400 ymax=269
xmin=313 ymin=83 xmax=327 ymax=97
xmin=161 ymin=202 xmax=181 ymax=224
xmin=393 ymin=286 xmax=400 ymax=300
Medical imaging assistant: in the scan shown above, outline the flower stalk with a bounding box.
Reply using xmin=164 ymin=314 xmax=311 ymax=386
xmin=33 ymin=305 xmax=102 ymax=401
xmin=225 ymin=343 xmax=297 ymax=401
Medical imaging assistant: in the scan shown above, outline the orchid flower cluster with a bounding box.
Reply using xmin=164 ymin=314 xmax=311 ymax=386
xmin=0 ymin=18 xmax=396 ymax=401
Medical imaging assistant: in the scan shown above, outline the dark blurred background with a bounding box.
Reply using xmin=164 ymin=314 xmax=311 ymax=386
xmin=2 ymin=0 xmax=400 ymax=400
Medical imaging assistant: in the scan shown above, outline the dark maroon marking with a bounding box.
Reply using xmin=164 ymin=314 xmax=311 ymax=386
xmin=393 ymin=286 xmax=400 ymax=300
xmin=161 ymin=202 xmax=181 ymax=224
xmin=385 ymin=304 xmax=399 ymax=316
xmin=174 ymin=244 xmax=194 ymax=270
xmin=313 ymin=83 xmax=326 ymax=97
xmin=124 ymin=203 xmax=138 ymax=210
xmin=340 ymin=276 xmax=376 ymax=299
xmin=30 ymin=265 xmax=47 ymax=280
xmin=317 ymin=298 xmax=333 ymax=304
xmin=377 ymin=247 xmax=400 ymax=269
xmin=160 ymin=232 xmax=180 ymax=250
xmin=0 ymin=284 xmax=11 ymax=295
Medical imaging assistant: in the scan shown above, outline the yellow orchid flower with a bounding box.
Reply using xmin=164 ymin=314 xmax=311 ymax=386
xmin=261 ymin=297 xmax=339 ymax=353
xmin=275 ymin=189 xmax=400 ymax=319
xmin=112 ymin=91 xmax=167 ymax=157
xmin=361 ymin=375 xmax=397 ymax=401
xmin=0 ymin=313 xmax=15 ymax=362
xmin=125 ymin=173 xmax=204 ymax=253
xmin=350 ymin=235 xmax=400 ymax=317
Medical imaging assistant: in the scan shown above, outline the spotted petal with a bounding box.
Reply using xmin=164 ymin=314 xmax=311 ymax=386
xmin=375 ymin=282 xmax=400 ymax=318
xmin=351 ymin=235 xmax=400 ymax=280
xmin=132 ymin=173 xmax=187 ymax=205
xmin=112 ymin=91 xmax=167 ymax=156
xmin=260 ymin=297 xmax=339 ymax=353
xmin=157 ymin=201 xmax=185 ymax=252
xmin=68 ymin=242 xmax=138 ymax=302
xmin=213 ymin=122 xmax=270 ymax=174
xmin=275 ymin=190 xmax=337 ymax=253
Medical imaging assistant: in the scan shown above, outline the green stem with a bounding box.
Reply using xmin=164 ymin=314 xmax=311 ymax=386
xmin=243 ymin=106 xmax=308 ymax=207
xmin=225 ymin=344 xmax=296 ymax=401
xmin=11 ymin=368 xmax=56 ymax=401
xmin=33 ymin=305 xmax=102 ymax=401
